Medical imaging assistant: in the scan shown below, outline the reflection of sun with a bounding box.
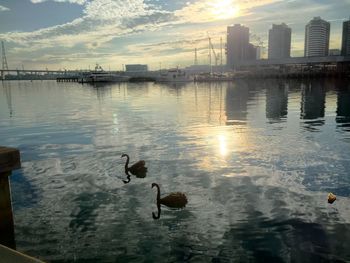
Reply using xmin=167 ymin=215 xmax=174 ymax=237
xmin=218 ymin=134 xmax=227 ymax=156
xmin=210 ymin=0 xmax=240 ymax=19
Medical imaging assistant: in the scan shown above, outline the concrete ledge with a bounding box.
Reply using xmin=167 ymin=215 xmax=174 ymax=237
xmin=0 ymin=147 xmax=21 ymax=174
xmin=0 ymin=245 xmax=44 ymax=262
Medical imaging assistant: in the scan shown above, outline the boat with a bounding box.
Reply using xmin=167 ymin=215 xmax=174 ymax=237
xmin=80 ymin=64 xmax=130 ymax=83
xmin=194 ymin=72 xmax=234 ymax=82
xmin=156 ymin=68 xmax=194 ymax=82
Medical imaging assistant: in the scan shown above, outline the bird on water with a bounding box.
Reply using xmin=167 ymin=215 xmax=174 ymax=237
xmin=152 ymin=183 xmax=187 ymax=208
xmin=121 ymin=153 xmax=147 ymax=183
xmin=151 ymin=183 xmax=188 ymax=219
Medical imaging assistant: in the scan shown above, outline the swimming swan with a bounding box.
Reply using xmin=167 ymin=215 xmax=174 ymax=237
xmin=121 ymin=154 xmax=147 ymax=183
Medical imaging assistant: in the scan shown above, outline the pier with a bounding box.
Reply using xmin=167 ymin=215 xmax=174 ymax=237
xmin=56 ymin=76 xmax=80 ymax=82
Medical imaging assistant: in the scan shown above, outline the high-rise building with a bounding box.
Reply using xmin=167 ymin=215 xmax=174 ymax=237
xmin=226 ymin=24 xmax=250 ymax=68
xmin=341 ymin=19 xmax=350 ymax=56
xmin=268 ymin=23 xmax=291 ymax=59
xmin=304 ymin=17 xmax=330 ymax=57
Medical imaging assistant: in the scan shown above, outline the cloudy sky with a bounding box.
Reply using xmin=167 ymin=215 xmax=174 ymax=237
xmin=0 ymin=0 xmax=349 ymax=70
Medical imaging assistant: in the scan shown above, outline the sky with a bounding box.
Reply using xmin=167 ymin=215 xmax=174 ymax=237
xmin=0 ymin=0 xmax=349 ymax=70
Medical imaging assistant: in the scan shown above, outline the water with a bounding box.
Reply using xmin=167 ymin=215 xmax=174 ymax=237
xmin=1 ymin=79 xmax=350 ymax=262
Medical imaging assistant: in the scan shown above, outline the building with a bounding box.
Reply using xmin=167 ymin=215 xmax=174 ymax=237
xmin=329 ymin=49 xmax=341 ymax=56
xmin=268 ymin=23 xmax=291 ymax=59
xmin=341 ymin=19 xmax=350 ymax=56
xmin=125 ymin=64 xmax=148 ymax=72
xmin=304 ymin=17 xmax=330 ymax=57
xmin=247 ymin=43 xmax=257 ymax=60
xmin=226 ymin=24 xmax=252 ymax=68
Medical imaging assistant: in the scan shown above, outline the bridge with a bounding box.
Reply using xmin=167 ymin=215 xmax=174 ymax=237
xmin=0 ymin=69 xmax=88 ymax=80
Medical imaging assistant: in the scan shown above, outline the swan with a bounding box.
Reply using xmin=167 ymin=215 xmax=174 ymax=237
xmin=152 ymin=183 xmax=188 ymax=209
xmin=121 ymin=154 xmax=147 ymax=183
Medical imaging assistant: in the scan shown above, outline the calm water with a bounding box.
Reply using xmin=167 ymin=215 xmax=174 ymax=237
xmin=1 ymin=79 xmax=350 ymax=262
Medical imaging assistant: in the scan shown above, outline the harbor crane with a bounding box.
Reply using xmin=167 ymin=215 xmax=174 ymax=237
xmin=207 ymin=32 xmax=220 ymax=66
xmin=249 ymin=33 xmax=266 ymax=58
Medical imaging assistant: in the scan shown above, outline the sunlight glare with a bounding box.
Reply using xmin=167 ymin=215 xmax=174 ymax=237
xmin=218 ymin=134 xmax=228 ymax=156
xmin=210 ymin=0 xmax=240 ymax=20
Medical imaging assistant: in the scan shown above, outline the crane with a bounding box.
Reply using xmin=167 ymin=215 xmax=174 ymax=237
xmin=249 ymin=33 xmax=266 ymax=58
xmin=207 ymin=32 xmax=220 ymax=66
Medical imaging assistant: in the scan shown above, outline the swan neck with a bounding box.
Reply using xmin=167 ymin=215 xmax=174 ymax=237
xmin=155 ymin=184 xmax=160 ymax=202
xmin=124 ymin=154 xmax=129 ymax=171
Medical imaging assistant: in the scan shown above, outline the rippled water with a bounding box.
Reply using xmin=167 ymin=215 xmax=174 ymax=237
xmin=1 ymin=79 xmax=350 ymax=262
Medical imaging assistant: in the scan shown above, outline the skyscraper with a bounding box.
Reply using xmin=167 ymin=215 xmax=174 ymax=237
xmin=304 ymin=17 xmax=330 ymax=57
xmin=341 ymin=19 xmax=350 ymax=56
xmin=268 ymin=23 xmax=291 ymax=59
xmin=226 ymin=24 xmax=250 ymax=68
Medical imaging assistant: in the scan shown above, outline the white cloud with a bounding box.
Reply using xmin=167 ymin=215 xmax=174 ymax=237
xmin=0 ymin=5 xmax=10 ymax=11
xmin=30 ymin=0 xmax=86 ymax=5
xmin=1 ymin=0 xmax=172 ymax=54
xmin=175 ymin=0 xmax=281 ymax=23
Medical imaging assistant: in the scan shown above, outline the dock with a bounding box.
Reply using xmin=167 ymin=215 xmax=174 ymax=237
xmin=56 ymin=77 xmax=80 ymax=82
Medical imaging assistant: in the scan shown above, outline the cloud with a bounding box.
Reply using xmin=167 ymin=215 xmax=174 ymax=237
xmin=0 ymin=4 xmax=10 ymax=11
xmin=175 ymin=0 xmax=281 ymax=23
xmin=1 ymin=0 xmax=172 ymax=52
xmin=30 ymin=0 xmax=86 ymax=4
xmin=2 ymin=0 xmax=347 ymax=69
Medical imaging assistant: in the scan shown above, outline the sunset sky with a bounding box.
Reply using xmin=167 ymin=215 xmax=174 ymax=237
xmin=0 ymin=0 xmax=349 ymax=70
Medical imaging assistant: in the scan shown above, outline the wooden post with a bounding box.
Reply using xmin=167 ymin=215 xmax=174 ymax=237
xmin=0 ymin=146 xmax=21 ymax=249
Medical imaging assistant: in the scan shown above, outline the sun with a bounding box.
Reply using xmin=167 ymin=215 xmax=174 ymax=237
xmin=210 ymin=0 xmax=240 ymax=20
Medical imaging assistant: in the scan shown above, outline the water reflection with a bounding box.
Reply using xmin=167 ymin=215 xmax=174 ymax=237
xmin=225 ymin=81 xmax=250 ymax=125
xmin=215 ymin=218 xmax=337 ymax=262
xmin=1 ymin=80 xmax=350 ymax=261
xmin=336 ymin=82 xmax=350 ymax=132
xmin=300 ymin=80 xmax=326 ymax=131
xmin=266 ymin=83 xmax=288 ymax=123
xmin=2 ymin=81 xmax=13 ymax=117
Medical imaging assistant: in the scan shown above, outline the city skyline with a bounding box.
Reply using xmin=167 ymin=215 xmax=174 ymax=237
xmin=0 ymin=0 xmax=349 ymax=70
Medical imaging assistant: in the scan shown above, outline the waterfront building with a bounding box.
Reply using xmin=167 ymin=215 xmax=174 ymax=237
xmin=247 ymin=43 xmax=257 ymax=61
xmin=268 ymin=23 xmax=291 ymax=59
xmin=341 ymin=19 xmax=350 ymax=56
xmin=125 ymin=64 xmax=148 ymax=72
xmin=329 ymin=49 xmax=341 ymax=56
xmin=304 ymin=17 xmax=330 ymax=57
xmin=226 ymin=24 xmax=252 ymax=68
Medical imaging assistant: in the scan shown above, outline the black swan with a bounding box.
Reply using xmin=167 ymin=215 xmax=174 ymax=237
xmin=152 ymin=183 xmax=187 ymax=208
xmin=121 ymin=154 xmax=147 ymax=183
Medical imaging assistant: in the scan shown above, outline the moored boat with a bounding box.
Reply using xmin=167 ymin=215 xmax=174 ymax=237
xmin=156 ymin=68 xmax=193 ymax=82
xmin=80 ymin=65 xmax=130 ymax=83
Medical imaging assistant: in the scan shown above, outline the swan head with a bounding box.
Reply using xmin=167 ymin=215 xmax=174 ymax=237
xmin=151 ymin=183 xmax=157 ymax=188
xmin=121 ymin=153 xmax=128 ymax=158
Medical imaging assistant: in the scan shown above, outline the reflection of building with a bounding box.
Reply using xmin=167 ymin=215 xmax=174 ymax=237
xmin=304 ymin=17 xmax=330 ymax=57
xmin=226 ymin=24 xmax=256 ymax=68
xmin=300 ymin=81 xmax=326 ymax=120
xmin=125 ymin=64 xmax=148 ymax=72
xmin=268 ymin=23 xmax=291 ymax=59
xmin=266 ymin=83 xmax=288 ymax=122
xmin=336 ymin=85 xmax=350 ymax=124
xmin=225 ymin=82 xmax=250 ymax=125
xmin=341 ymin=19 xmax=350 ymax=56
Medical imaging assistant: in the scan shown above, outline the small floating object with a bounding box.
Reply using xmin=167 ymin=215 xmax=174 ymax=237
xmin=328 ymin=193 xmax=336 ymax=204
